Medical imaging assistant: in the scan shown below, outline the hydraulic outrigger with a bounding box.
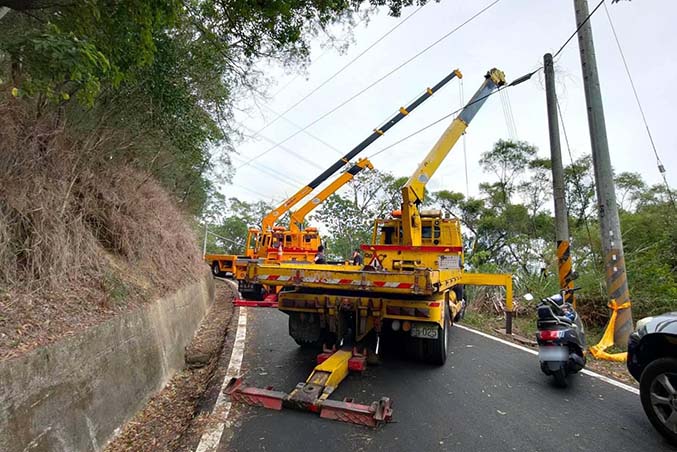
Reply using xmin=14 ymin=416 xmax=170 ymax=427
xmin=228 ymin=69 xmax=509 ymax=428
xmin=225 ymin=346 xmax=392 ymax=427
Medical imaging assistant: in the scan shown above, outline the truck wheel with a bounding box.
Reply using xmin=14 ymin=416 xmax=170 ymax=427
xmin=288 ymin=312 xmax=323 ymax=348
xmin=428 ymin=316 xmax=449 ymax=365
xmin=252 ymin=284 xmax=266 ymax=301
xmin=211 ymin=262 xmax=224 ymax=277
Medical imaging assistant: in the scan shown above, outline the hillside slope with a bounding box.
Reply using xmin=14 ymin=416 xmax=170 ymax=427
xmin=0 ymin=96 xmax=205 ymax=361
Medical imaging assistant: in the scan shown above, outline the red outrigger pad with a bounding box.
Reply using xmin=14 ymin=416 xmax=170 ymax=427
xmin=225 ymin=377 xmax=393 ymax=428
xmin=224 ymin=347 xmax=393 ymax=428
xmin=233 ymin=293 xmax=278 ymax=308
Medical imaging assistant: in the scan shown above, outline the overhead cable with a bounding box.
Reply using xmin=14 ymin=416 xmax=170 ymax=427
xmin=249 ymin=5 xmax=427 ymax=139
xmin=368 ymin=0 xmax=610 ymax=162
xmin=260 ymin=104 xmax=344 ymax=155
xmin=237 ymin=122 xmax=326 ymax=170
xmin=603 ymin=2 xmax=674 ymax=206
xmin=237 ymin=0 xmax=503 ymax=170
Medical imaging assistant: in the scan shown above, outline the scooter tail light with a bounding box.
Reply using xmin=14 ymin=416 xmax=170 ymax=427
xmin=538 ymin=330 xmax=564 ymax=340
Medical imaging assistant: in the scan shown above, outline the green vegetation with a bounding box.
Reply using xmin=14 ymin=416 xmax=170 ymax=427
xmin=0 ymin=0 xmax=433 ymax=214
xmin=318 ymin=140 xmax=676 ymax=324
xmin=0 ymin=0 xmax=437 ymax=356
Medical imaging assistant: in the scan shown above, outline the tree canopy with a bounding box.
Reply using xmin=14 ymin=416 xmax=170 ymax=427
xmin=0 ymin=0 xmax=433 ymax=214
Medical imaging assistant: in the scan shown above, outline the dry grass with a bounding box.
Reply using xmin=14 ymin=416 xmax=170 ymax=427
xmin=0 ymin=94 xmax=205 ymax=361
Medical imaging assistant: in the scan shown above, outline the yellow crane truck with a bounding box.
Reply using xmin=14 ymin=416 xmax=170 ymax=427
xmin=243 ymin=68 xmax=513 ymax=363
xmin=206 ymin=69 xmax=464 ymax=298
xmin=226 ymin=69 xmax=514 ymax=427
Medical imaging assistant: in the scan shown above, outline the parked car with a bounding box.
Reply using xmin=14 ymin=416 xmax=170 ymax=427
xmin=627 ymin=312 xmax=677 ymax=446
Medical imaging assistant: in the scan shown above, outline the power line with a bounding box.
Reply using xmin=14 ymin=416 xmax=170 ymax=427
xmin=505 ymin=89 xmax=519 ymax=139
xmin=367 ymin=0 xmax=610 ymax=163
xmin=248 ymin=5 xmax=427 ymax=139
xmin=553 ymin=0 xmax=606 ymax=59
xmin=260 ymin=104 xmax=343 ymax=155
xmin=231 ymin=0 xmax=607 ymax=201
xmin=368 ymin=84 xmax=509 ymax=160
xmin=603 ymin=2 xmax=674 ymax=206
xmin=237 ymin=0 xmax=503 ymax=170
xmin=237 ymin=122 xmax=326 ymax=170
xmin=231 ymin=155 xmax=305 ymax=187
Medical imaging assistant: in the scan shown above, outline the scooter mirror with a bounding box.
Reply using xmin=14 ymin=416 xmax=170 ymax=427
xmin=523 ymin=293 xmax=534 ymax=301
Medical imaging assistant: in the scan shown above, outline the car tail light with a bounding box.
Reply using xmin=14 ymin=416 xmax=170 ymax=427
xmin=538 ymin=330 xmax=563 ymax=340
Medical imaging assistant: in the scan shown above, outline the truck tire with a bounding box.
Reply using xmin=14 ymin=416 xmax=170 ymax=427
xmin=288 ymin=312 xmax=323 ymax=348
xmin=211 ymin=262 xmax=225 ymax=277
xmin=424 ymin=315 xmax=448 ymax=365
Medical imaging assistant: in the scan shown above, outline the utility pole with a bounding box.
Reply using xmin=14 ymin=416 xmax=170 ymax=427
xmin=544 ymin=53 xmax=575 ymax=307
xmin=573 ymin=0 xmax=632 ymax=345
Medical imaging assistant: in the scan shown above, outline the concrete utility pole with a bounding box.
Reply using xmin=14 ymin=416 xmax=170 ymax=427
xmin=544 ymin=53 xmax=575 ymax=307
xmin=573 ymin=0 xmax=632 ymax=345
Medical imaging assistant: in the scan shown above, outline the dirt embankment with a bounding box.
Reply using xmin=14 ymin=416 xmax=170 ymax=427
xmin=0 ymin=96 xmax=205 ymax=361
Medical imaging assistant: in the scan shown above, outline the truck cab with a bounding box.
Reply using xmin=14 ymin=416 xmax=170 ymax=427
xmin=365 ymin=210 xmax=464 ymax=273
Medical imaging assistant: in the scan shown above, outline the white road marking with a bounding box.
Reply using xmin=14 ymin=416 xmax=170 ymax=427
xmin=195 ymin=281 xmax=248 ymax=452
xmin=454 ymin=323 xmax=639 ymax=395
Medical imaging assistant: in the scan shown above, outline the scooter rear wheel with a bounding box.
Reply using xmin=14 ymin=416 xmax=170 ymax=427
xmin=553 ymin=367 xmax=568 ymax=388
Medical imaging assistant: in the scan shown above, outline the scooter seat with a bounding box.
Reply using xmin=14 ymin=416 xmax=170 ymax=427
xmin=537 ymin=305 xmax=557 ymax=320
xmin=537 ymin=305 xmax=573 ymax=325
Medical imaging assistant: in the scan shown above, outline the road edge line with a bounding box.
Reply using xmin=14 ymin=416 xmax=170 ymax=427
xmin=195 ymin=280 xmax=247 ymax=452
xmin=454 ymin=323 xmax=639 ymax=395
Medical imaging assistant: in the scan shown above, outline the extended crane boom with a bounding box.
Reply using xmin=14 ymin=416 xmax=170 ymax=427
xmin=401 ymin=68 xmax=505 ymax=246
xmin=260 ymin=69 xmax=463 ymax=233
xmin=289 ymin=158 xmax=374 ymax=233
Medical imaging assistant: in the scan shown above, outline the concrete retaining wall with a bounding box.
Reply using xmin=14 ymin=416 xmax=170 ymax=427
xmin=0 ymin=276 xmax=215 ymax=452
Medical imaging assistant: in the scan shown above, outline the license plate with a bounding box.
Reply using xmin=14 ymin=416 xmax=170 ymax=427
xmin=538 ymin=346 xmax=568 ymax=361
xmin=411 ymin=323 xmax=438 ymax=339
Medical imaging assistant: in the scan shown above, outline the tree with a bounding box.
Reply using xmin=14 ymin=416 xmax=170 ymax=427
xmin=479 ymin=139 xmax=537 ymax=206
xmin=203 ymin=197 xmax=273 ymax=254
xmin=563 ymin=155 xmax=596 ymax=228
xmin=0 ymin=0 xmax=435 ymax=216
xmin=311 ymin=168 xmax=404 ymax=259
xmin=615 ymin=171 xmax=646 ymax=212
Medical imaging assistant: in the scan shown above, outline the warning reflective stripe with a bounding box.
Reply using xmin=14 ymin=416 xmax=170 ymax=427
xmin=374 ymin=281 xmax=412 ymax=289
xmin=339 ymin=279 xmax=353 ymax=284
xmin=258 ymin=274 xmax=290 ymax=281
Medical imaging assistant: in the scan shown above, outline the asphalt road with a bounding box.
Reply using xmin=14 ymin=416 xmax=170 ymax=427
xmin=219 ymin=308 xmax=674 ymax=452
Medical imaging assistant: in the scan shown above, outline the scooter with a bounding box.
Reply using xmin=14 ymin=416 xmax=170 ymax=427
xmin=530 ymin=288 xmax=586 ymax=387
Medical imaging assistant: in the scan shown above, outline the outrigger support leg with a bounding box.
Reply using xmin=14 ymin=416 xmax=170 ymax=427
xmin=233 ymin=293 xmax=278 ymax=308
xmin=225 ymin=346 xmax=393 ymax=428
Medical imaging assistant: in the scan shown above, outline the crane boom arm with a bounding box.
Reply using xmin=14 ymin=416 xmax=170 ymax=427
xmin=289 ymin=158 xmax=374 ymax=233
xmin=259 ymin=69 xmax=463 ymax=232
xmin=401 ymin=69 xmax=506 ymax=246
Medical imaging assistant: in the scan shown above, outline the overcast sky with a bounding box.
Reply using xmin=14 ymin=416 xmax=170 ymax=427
xmin=217 ymin=0 xmax=676 ymax=214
